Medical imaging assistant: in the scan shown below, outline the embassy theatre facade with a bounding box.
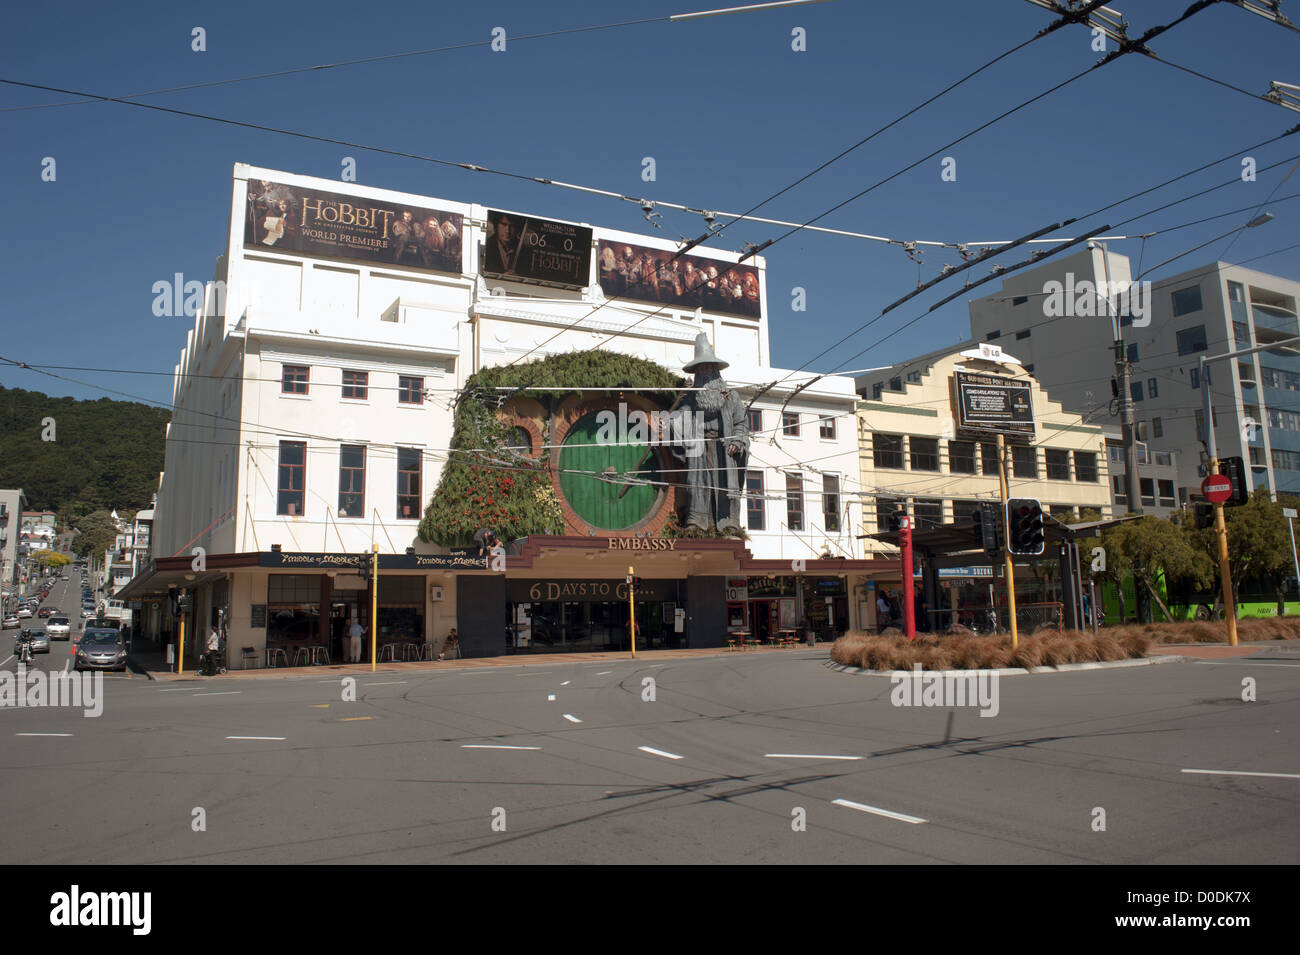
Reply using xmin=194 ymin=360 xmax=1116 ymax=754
xmin=123 ymin=164 xmax=897 ymax=664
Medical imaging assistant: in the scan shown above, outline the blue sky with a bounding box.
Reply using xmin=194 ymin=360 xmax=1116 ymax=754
xmin=2 ymin=0 xmax=1298 ymax=407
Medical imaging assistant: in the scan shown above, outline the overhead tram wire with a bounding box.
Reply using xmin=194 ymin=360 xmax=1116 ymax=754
xmin=0 ymin=15 xmax=670 ymax=113
xmin=671 ymin=0 xmax=1119 ymax=259
xmin=789 ymin=134 xmax=1300 ymax=390
xmin=506 ymin=1 xmax=1226 ymax=375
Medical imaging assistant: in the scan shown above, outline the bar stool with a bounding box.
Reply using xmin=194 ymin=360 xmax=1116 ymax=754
xmin=240 ymin=646 xmax=257 ymax=669
xmin=377 ymin=644 xmax=396 ymax=663
xmin=309 ymin=646 xmax=330 ymax=666
xmin=265 ymin=647 xmax=288 ymax=668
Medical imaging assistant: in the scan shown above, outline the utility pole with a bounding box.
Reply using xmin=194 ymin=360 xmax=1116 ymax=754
xmin=996 ymin=434 xmax=1019 ymax=650
xmin=1096 ymin=242 xmax=1142 ymax=515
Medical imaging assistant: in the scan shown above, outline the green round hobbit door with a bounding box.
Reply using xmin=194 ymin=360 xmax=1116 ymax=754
xmin=557 ymin=410 xmax=665 ymax=530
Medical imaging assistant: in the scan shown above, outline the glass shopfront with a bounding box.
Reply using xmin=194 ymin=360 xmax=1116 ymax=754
xmin=505 ymin=578 xmax=683 ymax=653
xmin=267 ymin=574 xmax=325 ymax=646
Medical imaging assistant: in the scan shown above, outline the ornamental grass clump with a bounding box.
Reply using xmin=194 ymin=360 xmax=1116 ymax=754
xmin=830 ymin=628 xmax=1148 ymax=671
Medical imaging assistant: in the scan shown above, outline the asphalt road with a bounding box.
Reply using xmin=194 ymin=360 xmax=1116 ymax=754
xmin=1 ymin=624 xmax=1297 ymax=864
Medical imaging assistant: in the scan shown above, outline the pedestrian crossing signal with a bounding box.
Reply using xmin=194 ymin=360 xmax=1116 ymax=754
xmin=1006 ymin=498 xmax=1044 ymax=556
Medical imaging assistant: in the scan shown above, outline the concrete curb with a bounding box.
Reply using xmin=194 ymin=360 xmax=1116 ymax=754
xmin=824 ymin=654 xmax=1188 ymax=678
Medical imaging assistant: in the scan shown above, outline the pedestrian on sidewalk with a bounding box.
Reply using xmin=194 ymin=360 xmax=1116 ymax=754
xmin=205 ymin=624 xmax=221 ymax=675
xmin=348 ymin=617 xmax=364 ymax=664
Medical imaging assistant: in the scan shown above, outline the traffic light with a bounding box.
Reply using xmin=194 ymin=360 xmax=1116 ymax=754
xmin=1219 ymin=456 xmax=1249 ymax=507
xmin=1006 ymin=498 xmax=1045 ymax=556
xmin=1193 ymin=501 xmax=1214 ymax=529
xmin=978 ymin=502 xmax=1004 ymax=555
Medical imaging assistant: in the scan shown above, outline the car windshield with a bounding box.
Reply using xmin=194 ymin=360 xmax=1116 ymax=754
xmin=82 ymin=632 xmax=122 ymax=646
xmin=50 ymin=618 xmax=68 ymax=625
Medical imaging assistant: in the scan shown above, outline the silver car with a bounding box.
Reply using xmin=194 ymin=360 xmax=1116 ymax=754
xmin=16 ymin=628 xmax=50 ymax=654
xmin=75 ymin=629 xmax=128 ymax=672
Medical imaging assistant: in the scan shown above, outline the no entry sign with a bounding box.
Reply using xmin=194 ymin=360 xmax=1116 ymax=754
xmin=1202 ymin=474 xmax=1233 ymax=504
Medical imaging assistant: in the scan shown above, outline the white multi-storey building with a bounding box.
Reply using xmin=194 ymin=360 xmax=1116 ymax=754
xmin=965 ymin=246 xmax=1300 ymax=503
xmin=124 ymin=165 xmax=895 ymax=663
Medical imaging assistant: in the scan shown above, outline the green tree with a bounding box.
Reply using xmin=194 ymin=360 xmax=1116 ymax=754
xmin=72 ymin=510 xmax=118 ymax=559
xmin=1187 ymin=488 xmax=1293 ymax=614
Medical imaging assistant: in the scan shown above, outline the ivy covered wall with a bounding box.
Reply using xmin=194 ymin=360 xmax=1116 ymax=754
xmin=418 ymin=351 xmax=683 ymax=546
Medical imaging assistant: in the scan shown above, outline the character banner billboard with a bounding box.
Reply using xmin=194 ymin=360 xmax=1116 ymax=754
xmin=598 ymin=240 xmax=761 ymax=318
xmin=244 ymin=179 xmax=463 ymax=274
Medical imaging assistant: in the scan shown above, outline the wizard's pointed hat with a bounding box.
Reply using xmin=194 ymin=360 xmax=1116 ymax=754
xmin=682 ymin=332 xmax=728 ymax=373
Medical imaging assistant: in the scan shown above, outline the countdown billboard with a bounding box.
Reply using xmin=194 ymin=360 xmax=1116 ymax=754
xmin=483 ymin=210 xmax=593 ymax=288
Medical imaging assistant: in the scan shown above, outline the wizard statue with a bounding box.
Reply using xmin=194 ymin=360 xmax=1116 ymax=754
xmin=673 ymin=332 xmax=750 ymax=535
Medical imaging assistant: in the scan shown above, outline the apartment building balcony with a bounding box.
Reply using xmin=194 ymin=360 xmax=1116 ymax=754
xmin=1251 ymin=301 xmax=1299 ymax=340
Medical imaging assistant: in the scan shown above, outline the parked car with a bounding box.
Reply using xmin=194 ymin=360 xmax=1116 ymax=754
xmin=2 ymin=615 xmax=19 ymax=630
xmin=81 ymin=607 xmax=95 ymax=619
xmin=46 ymin=617 xmax=71 ymax=640
xmin=16 ymin=607 xmax=32 ymax=619
xmin=75 ymin=629 xmax=128 ymax=672
xmin=16 ymin=628 xmax=50 ymax=654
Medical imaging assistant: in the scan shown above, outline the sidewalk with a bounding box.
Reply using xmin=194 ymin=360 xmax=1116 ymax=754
xmin=128 ymin=640 xmax=826 ymax=682
xmin=1147 ymin=641 xmax=1288 ymax=660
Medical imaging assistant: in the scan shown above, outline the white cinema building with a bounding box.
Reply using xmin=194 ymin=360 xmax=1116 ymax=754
xmin=122 ymin=165 xmax=896 ymax=665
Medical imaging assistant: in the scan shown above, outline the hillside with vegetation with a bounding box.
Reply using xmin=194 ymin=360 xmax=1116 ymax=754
xmin=0 ymin=385 xmax=169 ymax=524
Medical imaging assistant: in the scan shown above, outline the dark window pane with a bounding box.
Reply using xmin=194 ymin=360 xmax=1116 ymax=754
xmin=1176 ymin=325 xmax=1208 ymax=356
xmin=1171 ymin=285 xmax=1203 ymax=317
xmin=981 ymin=443 xmax=999 ymax=476
xmin=823 ymin=475 xmax=840 ymax=532
xmin=338 ymin=444 xmax=366 ymax=518
xmin=948 ymin=441 xmax=976 ymax=474
xmin=342 ymin=370 xmax=368 ymax=400
xmin=397 ymin=447 xmax=422 ymax=519
xmin=1046 ymin=448 xmax=1070 ymax=480
xmin=1074 ymin=451 xmax=1098 ymax=482
xmin=282 ymin=365 xmax=309 ymax=395
xmin=876 ymin=497 xmax=901 ymax=532
xmin=785 ymin=473 xmax=804 ymax=531
xmin=1012 ymin=445 xmax=1037 ymax=479
xmin=910 ymin=437 xmax=939 ymax=472
xmin=873 ymin=433 xmax=904 ymax=469
xmin=913 ymin=499 xmax=942 ymax=530
xmin=278 ymin=441 xmax=306 ymax=515
xmin=398 ymin=375 xmax=424 ymax=404
xmin=746 ymin=470 xmax=764 ymax=531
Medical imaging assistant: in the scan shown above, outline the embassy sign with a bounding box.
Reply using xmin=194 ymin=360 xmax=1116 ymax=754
xmin=953 ymin=371 xmax=1035 ymax=436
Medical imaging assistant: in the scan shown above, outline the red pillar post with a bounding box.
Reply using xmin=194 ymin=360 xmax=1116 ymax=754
xmin=900 ymin=516 xmax=915 ymax=641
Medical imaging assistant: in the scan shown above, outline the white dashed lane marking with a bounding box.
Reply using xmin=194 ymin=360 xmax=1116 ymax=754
xmin=638 ymin=746 xmax=683 ymax=760
xmin=562 ymin=714 xmax=583 ymax=723
xmin=1182 ymin=769 xmax=1300 ymax=780
xmin=832 ymin=798 xmax=926 ymax=824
